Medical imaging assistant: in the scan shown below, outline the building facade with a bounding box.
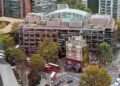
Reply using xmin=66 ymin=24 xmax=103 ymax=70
xmin=82 ymin=0 xmax=88 ymax=8
xmin=82 ymin=14 xmax=117 ymax=52
xmin=99 ymin=0 xmax=120 ymax=19
xmin=87 ymin=0 xmax=99 ymax=13
xmin=18 ymin=13 xmax=117 ymax=55
xmin=66 ymin=36 xmax=86 ymax=62
xmin=18 ymin=14 xmax=82 ymax=55
xmin=32 ymin=0 xmax=57 ymax=13
xmin=0 ymin=0 xmax=32 ymax=18
xmin=65 ymin=36 xmax=87 ymax=72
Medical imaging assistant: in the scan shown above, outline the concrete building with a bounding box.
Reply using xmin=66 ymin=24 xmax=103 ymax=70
xmin=18 ymin=11 xmax=117 ymax=55
xmin=99 ymin=0 xmax=119 ymax=19
xmin=82 ymin=0 xmax=88 ymax=8
xmin=32 ymin=0 xmax=57 ymax=13
xmin=0 ymin=17 xmax=23 ymax=34
xmin=66 ymin=36 xmax=86 ymax=62
xmin=0 ymin=0 xmax=4 ymax=16
xmin=65 ymin=36 xmax=87 ymax=71
xmin=0 ymin=0 xmax=32 ymax=18
xmin=82 ymin=14 xmax=117 ymax=52
xmin=87 ymin=0 xmax=99 ymax=13
xmin=18 ymin=13 xmax=83 ymax=55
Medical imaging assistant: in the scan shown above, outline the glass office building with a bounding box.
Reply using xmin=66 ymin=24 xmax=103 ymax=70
xmin=4 ymin=0 xmax=21 ymax=18
xmin=0 ymin=0 xmax=32 ymax=18
xmin=99 ymin=0 xmax=120 ymax=20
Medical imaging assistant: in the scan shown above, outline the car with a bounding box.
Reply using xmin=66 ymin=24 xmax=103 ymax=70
xmin=112 ymin=78 xmax=120 ymax=86
xmin=116 ymin=78 xmax=120 ymax=82
xmin=43 ymin=63 xmax=61 ymax=73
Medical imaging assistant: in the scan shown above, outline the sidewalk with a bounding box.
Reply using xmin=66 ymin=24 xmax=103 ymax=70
xmin=38 ymin=79 xmax=47 ymax=86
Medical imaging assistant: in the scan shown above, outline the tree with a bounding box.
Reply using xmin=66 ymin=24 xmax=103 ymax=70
xmin=57 ymin=0 xmax=91 ymax=12
xmin=31 ymin=54 xmax=45 ymax=71
xmin=80 ymin=65 xmax=112 ymax=86
xmin=98 ymin=42 xmax=113 ymax=65
xmin=83 ymin=47 xmax=89 ymax=65
xmin=29 ymin=54 xmax=45 ymax=86
xmin=116 ymin=20 xmax=120 ymax=41
xmin=0 ymin=34 xmax=15 ymax=49
xmin=37 ymin=39 xmax=60 ymax=62
xmin=5 ymin=47 xmax=26 ymax=64
xmin=5 ymin=47 xmax=27 ymax=85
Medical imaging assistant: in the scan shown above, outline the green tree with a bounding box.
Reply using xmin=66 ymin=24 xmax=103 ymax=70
xmin=80 ymin=65 xmax=112 ymax=86
xmin=116 ymin=20 xmax=120 ymax=41
xmin=57 ymin=0 xmax=91 ymax=12
xmin=83 ymin=47 xmax=89 ymax=65
xmin=5 ymin=47 xmax=26 ymax=63
xmin=98 ymin=42 xmax=113 ymax=65
xmin=37 ymin=39 xmax=60 ymax=62
xmin=0 ymin=34 xmax=15 ymax=48
xmin=31 ymin=54 xmax=45 ymax=70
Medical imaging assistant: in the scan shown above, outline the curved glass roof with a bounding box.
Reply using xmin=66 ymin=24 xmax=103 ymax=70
xmin=47 ymin=8 xmax=90 ymax=22
xmin=47 ymin=8 xmax=90 ymax=17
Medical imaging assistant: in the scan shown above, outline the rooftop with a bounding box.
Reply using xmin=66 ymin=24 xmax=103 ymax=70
xmin=85 ymin=14 xmax=116 ymax=29
xmin=0 ymin=17 xmax=24 ymax=34
xmin=0 ymin=17 xmax=23 ymax=23
xmin=47 ymin=8 xmax=90 ymax=17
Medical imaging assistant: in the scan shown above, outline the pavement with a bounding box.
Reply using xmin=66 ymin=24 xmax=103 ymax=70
xmin=0 ymin=48 xmax=19 ymax=86
xmin=0 ymin=75 xmax=3 ymax=86
xmin=107 ymin=49 xmax=120 ymax=83
xmin=38 ymin=72 xmax=80 ymax=86
xmin=0 ymin=63 xmax=19 ymax=86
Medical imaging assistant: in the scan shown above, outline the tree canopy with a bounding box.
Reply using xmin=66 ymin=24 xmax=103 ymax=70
xmin=0 ymin=34 xmax=15 ymax=48
xmin=37 ymin=39 xmax=60 ymax=62
xmin=116 ymin=20 xmax=120 ymax=41
xmin=83 ymin=47 xmax=89 ymax=65
xmin=31 ymin=54 xmax=45 ymax=70
xmin=80 ymin=65 xmax=112 ymax=86
xmin=5 ymin=47 xmax=26 ymax=62
xmin=98 ymin=42 xmax=113 ymax=64
xmin=57 ymin=0 xmax=91 ymax=12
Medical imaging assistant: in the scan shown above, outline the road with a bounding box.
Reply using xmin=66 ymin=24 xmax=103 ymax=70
xmin=53 ymin=72 xmax=80 ymax=86
xmin=107 ymin=49 xmax=120 ymax=83
xmin=0 ymin=58 xmax=19 ymax=86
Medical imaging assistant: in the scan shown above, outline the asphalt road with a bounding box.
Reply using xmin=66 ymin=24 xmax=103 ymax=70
xmin=53 ymin=72 xmax=80 ymax=86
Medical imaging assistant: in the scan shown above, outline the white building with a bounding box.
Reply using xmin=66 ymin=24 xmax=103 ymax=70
xmin=99 ymin=0 xmax=120 ymax=20
xmin=32 ymin=0 xmax=57 ymax=13
xmin=82 ymin=0 xmax=88 ymax=8
xmin=65 ymin=36 xmax=87 ymax=72
xmin=66 ymin=36 xmax=87 ymax=62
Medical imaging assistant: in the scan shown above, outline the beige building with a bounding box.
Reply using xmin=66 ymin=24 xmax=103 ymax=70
xmin=0 ymin=17 xmax=23 ymax=34
xmin=65 ymin=36 xmax=87 ymax=72
xmin=66 ymin=36 xmax=87 ymax=62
